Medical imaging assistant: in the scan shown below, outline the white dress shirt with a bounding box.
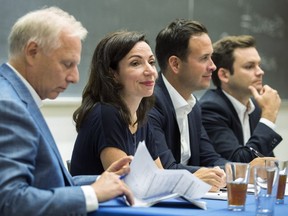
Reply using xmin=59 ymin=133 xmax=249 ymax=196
xmin=223 ymin=90 xmax=276 ymax=145
xmin=162 ymin=74 xmax=195 ymax=165
xmin=7 ymin=63 xmax=98 ymax=212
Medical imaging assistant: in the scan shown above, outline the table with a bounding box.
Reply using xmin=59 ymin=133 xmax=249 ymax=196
xmin=89 ymin=195 xmax=288 ymax=216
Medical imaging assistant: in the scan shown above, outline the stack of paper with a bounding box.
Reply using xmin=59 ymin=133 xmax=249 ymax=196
xmin=123 ymin=141 xmax=211 ymax=209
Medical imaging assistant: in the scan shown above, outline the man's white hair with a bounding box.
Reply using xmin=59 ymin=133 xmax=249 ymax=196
xmin=8 ymin=6 xmax=88 ymax=58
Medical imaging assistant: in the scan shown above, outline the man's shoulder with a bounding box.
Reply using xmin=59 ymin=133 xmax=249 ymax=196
xmin=0 ymin=78 xmax=19 ymax=100
xmin=200 ymin=89 xmax=225 ymax=104
xmin=154 ymin=80 xmax=166 ymax=96
xmin=199 ymin=89 xmax=233 ymax=116
xmin=200 ymin=88 xmax=220 ymax=99
xmin=0 ymin=63 xmax=27 ymax=101
xmin=153 ymin=81 xmax=171 ymax=107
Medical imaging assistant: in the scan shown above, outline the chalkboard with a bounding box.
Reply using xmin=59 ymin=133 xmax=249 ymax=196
xmin=1 ymin=0 xmax=287 ymax=99
xmin=193 ymin=0 xmax=288 ymax=99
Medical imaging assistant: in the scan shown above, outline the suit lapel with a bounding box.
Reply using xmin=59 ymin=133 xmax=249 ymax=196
xmin=217 ymin=89 xmax=240 ymax=120
xmin=157 ymin=74 xmax=177 ymax=119
xmin=248 ymin=99 xmax=261 ymax=131
xmin=217 ymin=89 xmax=245 ymax=144
xmin=29 ymin=104 xmax=74 ymax=185
xmin=157 ymin=74 xmax=182 ymax=160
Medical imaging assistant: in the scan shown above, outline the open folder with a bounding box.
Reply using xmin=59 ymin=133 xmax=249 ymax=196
xmin=123 ymin=141 xmax=211 ymax=209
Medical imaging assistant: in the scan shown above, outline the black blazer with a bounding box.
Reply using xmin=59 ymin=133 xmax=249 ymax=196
xmin=199 ymin=88 xmax=282 ymax=162
xmin=148 ymin=74 xmax=228 ymax=173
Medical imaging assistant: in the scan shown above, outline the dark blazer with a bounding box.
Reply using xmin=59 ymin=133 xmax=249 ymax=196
xmin=148 ymin=74 xmax=228 ymax=173
xmin=0 ymin=63 xmax=96 ymax=216
xmin=199 ymin=88 xmax=282 ymax=162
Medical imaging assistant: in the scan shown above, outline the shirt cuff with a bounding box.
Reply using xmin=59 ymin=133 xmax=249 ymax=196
xmin=81 ymin=185 xmax=99 ymax=212
xmin=260 ymin=118 xmax=276 ymax=130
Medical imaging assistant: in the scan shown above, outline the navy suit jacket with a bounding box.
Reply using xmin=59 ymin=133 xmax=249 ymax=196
xmin=148 ymin=74 xmax=228 ymax=173
xmin=199 ymin=88 xmax=282 ymax=162
xmin=0 ymin=63 xmax=96 ymax=216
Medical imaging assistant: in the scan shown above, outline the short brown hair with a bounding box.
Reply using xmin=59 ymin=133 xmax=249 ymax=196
xmin=212 ymin=35 xmax=256 ymax=87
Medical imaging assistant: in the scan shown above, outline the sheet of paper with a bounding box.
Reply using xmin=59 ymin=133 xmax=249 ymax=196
xmin=124 ymin=141 xmax=211 ymax=208
xmin=133 ymin=193 xmax=179 ymax=207
xmin=202 ymin=191 xmax=227 ymax=200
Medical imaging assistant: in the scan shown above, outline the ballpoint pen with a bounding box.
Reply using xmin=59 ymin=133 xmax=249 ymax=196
xmin=248 ymin=146 xmax=265 ymax=158
xmin=248 ymin=146 xmax=280 ymax=168
xmin=119 ymin=174 xmax=127 ymax=180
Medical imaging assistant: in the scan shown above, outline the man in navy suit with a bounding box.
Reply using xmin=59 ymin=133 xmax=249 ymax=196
xmin=0 ymin=7 xmax=133 ymax=216
xmin=199 ymin=35 xmax=282 ymax=162
xmin=148 ymin=19 xmax=227 ymax=192
xmin=148 ymin=19 xmax=274 ymax=191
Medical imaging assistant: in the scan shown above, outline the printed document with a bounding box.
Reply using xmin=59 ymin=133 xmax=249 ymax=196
xmin=123 ymin=141 xmax=211 ymax=209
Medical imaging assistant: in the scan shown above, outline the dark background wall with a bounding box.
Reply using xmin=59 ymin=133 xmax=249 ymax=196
xmin=1 ymin=0 xmax=287 ymax=98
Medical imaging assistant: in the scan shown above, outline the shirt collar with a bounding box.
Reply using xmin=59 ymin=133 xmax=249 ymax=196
xmin=6 ymin=63 xmax=43 ymax=108
xmin=222 ymin=90 xmax=255 ymax=115
xmin=162 ymin=73 xmax=196 ymax=112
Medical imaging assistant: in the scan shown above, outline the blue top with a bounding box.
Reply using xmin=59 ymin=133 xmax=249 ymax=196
xmin=71 ymin=102 xmax=158 ymax=175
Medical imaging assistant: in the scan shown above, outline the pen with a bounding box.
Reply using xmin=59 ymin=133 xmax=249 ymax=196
xmin=119 ymin=174 xmax=127 ymax=180
xmin=248 ymin=147 xmax=280 ymax=167
xmin=248 ymin=147 xmax=264 ymax=158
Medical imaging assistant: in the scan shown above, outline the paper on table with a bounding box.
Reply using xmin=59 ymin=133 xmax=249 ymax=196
xmin=203 ymin=191 xmax=227 ymax=200
xmin=123 ymin=141 xmax=211 ymax=209
xmin=247 ymin=183 xmax=256 ymax=193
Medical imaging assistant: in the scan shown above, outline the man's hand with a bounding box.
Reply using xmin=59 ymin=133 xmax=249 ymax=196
xmin=249 ymin=85 xmax=281 ymax=123
xmin=194 ymin=166 xmax=226 ymax=192
xmin=91 ymin=156 xmax=134 ymax=205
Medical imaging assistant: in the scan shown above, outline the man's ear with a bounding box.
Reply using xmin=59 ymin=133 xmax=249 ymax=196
xmin=168 ymin=55 xmax=180 ymax=75
xmin=24 ymin=41 xmax=39 ymax=65
xmin=218 ymin=68 xmax=230 ymax=84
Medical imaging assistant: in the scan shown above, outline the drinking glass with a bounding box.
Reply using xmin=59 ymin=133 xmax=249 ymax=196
xmin=254 ymin=160 xmax=279 ymax=216
xmin=225 ymin=162 xmax=250 ymax=211
xmin=276 ymin=160 xmax=288 ymax=204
